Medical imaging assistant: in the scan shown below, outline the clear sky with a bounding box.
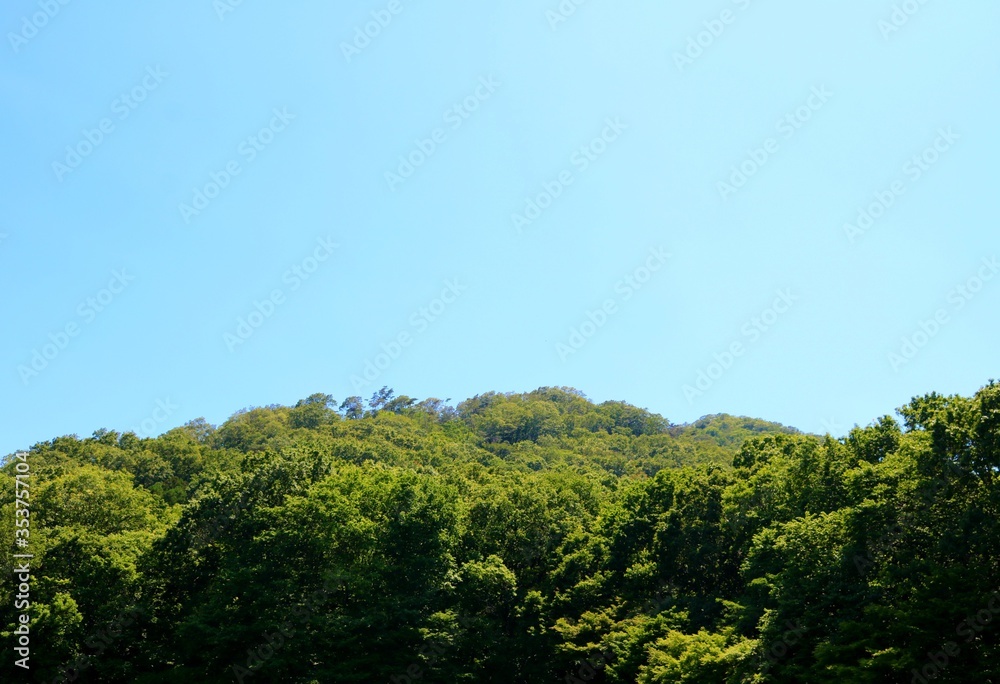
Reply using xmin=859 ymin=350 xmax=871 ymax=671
xmin=2 ymin=1 xmax=998 ymax=455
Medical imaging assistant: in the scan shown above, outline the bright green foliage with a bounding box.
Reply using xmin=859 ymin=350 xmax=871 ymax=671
xmin=2 ymin=383 xmax=999 ymax=682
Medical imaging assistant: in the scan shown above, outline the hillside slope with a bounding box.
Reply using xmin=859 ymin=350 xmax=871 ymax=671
xmin=2 ymin=383 xmax=998 ymax=683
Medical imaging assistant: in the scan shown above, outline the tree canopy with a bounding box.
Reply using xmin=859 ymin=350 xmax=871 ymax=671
xmin=3 ymin=382 xmax=998 ymax=682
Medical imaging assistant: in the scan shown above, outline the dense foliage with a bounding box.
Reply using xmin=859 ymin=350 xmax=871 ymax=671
xmin=2 ymin=383 xmax=999 ymax=682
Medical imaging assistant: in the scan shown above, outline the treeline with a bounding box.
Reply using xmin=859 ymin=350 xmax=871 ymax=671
xmin=1 ymin=383 xmax=998 ymax=682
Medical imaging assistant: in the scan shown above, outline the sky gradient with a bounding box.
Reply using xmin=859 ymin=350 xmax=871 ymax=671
xmin=2 ymin=1 xmax=998 ymax=454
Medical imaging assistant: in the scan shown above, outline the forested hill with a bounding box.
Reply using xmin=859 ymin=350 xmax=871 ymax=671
xmin=669 ymin=413 xmax=801 ymax=448
xmin=2 ymin=383 xmax=999 ymax=682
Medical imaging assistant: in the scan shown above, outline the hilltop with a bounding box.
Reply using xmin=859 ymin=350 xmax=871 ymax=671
xmin=3 ymin=382 xmax=998 ymax=683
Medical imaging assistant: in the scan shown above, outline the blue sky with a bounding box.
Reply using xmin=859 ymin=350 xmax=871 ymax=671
xmin=2 ymin=1 xmax=998 ymax=454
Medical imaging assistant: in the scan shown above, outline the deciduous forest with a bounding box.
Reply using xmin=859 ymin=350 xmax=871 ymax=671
xmin=3 ymin=383 xmax=999 ymax=682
